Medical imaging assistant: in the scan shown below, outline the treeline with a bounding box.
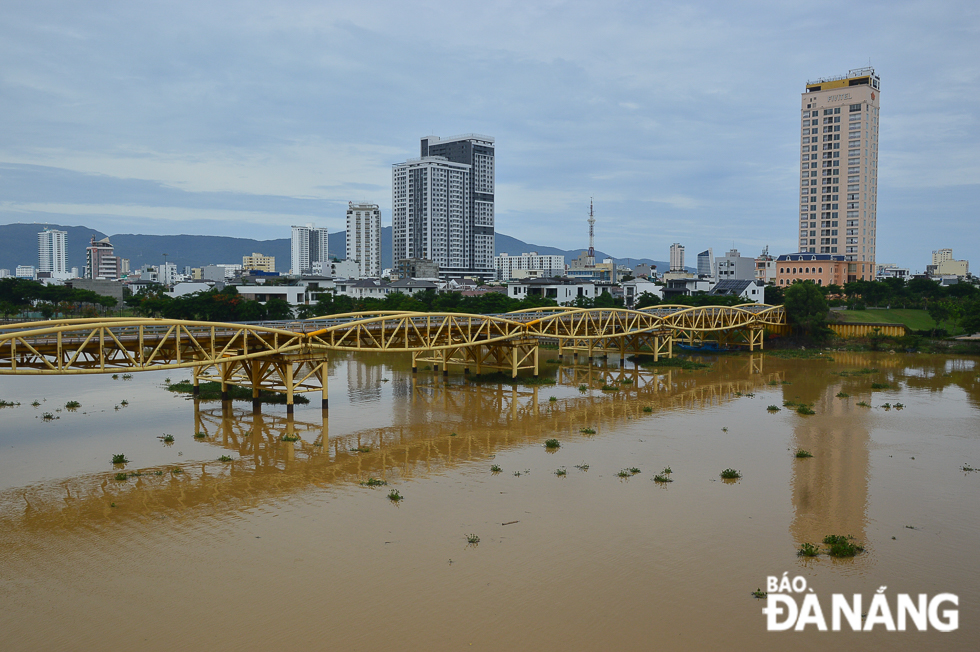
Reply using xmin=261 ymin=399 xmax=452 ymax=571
xmin=0 ymin=278 xmax=118 ymax=320
xmin=125 ymin=287 xmax=294 ymax=321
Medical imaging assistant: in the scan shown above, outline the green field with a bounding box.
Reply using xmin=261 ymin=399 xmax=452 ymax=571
xmin=836 ymin=309 xmax=937 ymax=331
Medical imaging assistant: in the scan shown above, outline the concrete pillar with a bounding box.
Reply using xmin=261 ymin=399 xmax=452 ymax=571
xmin=320 ymin=361 xmax=329 ymax=411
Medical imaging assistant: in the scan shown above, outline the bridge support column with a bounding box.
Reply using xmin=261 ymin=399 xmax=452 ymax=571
xmin=251 ymin=361 xmax=261 ymax=413
xmin=320 ymin=361 xmax=328 ymax=411
xmin=533 ymin=345 xmax=539 ymax=378
xmin=285 ymin=361 xmax=294 ymax=415
xmin=192 ymin=366 xmax=200 ymax=395
xmin=411 ymin=351 xmax=418 ymax=373
xmin=442 ymin=349 xmax=449 ymax=376
xmin=220 ymin=361 xmax=230 ymax=401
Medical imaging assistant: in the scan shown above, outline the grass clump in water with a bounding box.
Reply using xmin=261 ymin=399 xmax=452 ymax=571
xmin=31 ymin=400 xmax=41 ymax=407
xmin=387 ymin=489 xmax=403 ymax=502
xmin=767 ymin=405 xmax=780 ymax=412
xmin=580 ymin=427 xmax=596 ymax=435
xmin=490 ymin=464 xmax=502 ymax=473
xmin=65 ymin=400 xmax=81 ymax=410
xmin=544 ymin=438 xmax=561 ymax=449
xmin=642 ymin=406 xmax=653 ymax=413
xmin=171 ymin=467 xmax=183 ymax=475
xmin=752 ymin=589 xmax=768 ymax=599
xmin=549 ymin=396 xmax=557 ymax=402
xmin=0 ymin=399 xmax=21 ymax=407
xmin=41 ymin=412 xmax=57 ymax=420
xmin=193 ymin=432 xmax=207 ymax=439
xmin=795 ymin=449 xmax=814 ymax=458
xmin=218 ymin=455 xmax=233 ymax=462
xmin=767 ymin=380 xmax=779 ymax=386
xmin=619 ymin=378 xmax=633 ymax=385
xmin=653 ymin=473 xmax=673 ymax=483
xmin=555 ymin=467 xmax=567 ymax=477
xmin=574 ymin=463 xmax=589 ymax=471
xmin=796 ymin=404 xmax=816 ymax=415
xmin=628 ymin=467 xmax=641 ymax=475
xmin=111 ymin=454 xmax=129 ymax=464
xmin=468 ymin=372 xmax=555 ymax=386
xmin=600 ymin=384 xmax=619 ymax=391
xmin=797 ymin=542 xmax=820 ymax=557
xmin=361 ymin=477 xmax=387 ymax=487
xmin=120 ymin=399 xmax=129 ymax=406
xmin=894 ymin=402 xmax=905 ymax=409
xmin=856 ymin=401 xmax=871 ymax=407
xmin=871 ymin=382 xmax=890 ymax=390
xmin=823 ymin=534 xmax=864 ymax=557
xmin=281 ymin=434 xmax=300 ymax=442
xmin=166 ymin=380 xmax=309 ymax=404
xmin=616 ymin=469 xmax=630 ymax=478
xmin=161 ymin=434 xmax=175 ymax=443
xmin=633 ymin=357 xmax=710 ymax=371
xmin=836 ymin=391 xmax=850 ymax=398
xmin=578 ymin=384 xmax=588 ymax=393
xmin=466 ymin=534 xmax=480 ymax=544
xmin=720 ymin=468 xmax=741 ymax=479
xmin=114 ymin=472 xmax=129 ymax=481
xmin=349 ymin=446 xmax=370 ymax=453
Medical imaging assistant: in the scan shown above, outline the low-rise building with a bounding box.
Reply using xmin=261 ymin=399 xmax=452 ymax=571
xmin=632 ymin=263 xmax=657 ymax=279
xmin=507 ymin=277 xmax=595 ymax=306
xmin=494 ymin=252 xmax=565 ymax=282
xmin=66 ymin=279 xmax=125 ymax=302
xmin=708 ymin=279 xmax=765 ymax=304
xmin=15 ymin=265 xmax=36 ymax=280
xmin=242 ymin=252 xmax=275 ymax=273
xmin=715 ymin=249 xmax=756 ymax=281
xmin=661 ymin=276 xmax=712 ymax=301
xmin=621 ymin=278 xmax=663 ymax=308
xmin=388 ymin=278 xmax=439 ymax=296
xmin=236 ymin=285 xmax=307 ymax=305
xmin=335 ymin=278 xmax=390 ymax=300
xmin=755 ymin=248 xmax=777 ymax=285
xmin=166 ymin=282 xmax=214 ymax=298
xmin=395 ymin=258 xmax=439 ymax=280
xmin=775 ymin=253 xmax=846 ymax=287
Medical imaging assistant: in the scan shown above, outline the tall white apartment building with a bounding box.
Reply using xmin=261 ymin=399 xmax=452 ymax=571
xmin=494 ymin=252 xmax=565 ymax=281
xmin=38 ymin=228 xmax=68 ymax=279
xmin=346 ymin=202 xmax=382 ymax=278
xmin=392 ymin=156 xmax=471 ymax=278
xmin=291 ymin=223 xmax=330 ymax=275
xmin=669 ymin=243 xmax=685 ymax=272
xmin=800 ymin=67 xmax=880 ymax=282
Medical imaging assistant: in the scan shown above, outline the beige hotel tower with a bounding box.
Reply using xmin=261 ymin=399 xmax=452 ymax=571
xmin=799 ymin=67 xmax=880 ymax=282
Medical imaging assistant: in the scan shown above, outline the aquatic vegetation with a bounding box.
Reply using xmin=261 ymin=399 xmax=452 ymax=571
xmin=193 ymin=432 xmax=207 ymax=439
xmin=164 ymin=377 xmax=171 ymax=384
xmin=836 ymin=391 xmax=849 ymax=398
xmin=628 ymin=467 xmax=641 ymax=475
xmin=218 ymin=455 xmax=233 ymax=462
xmin=41 ymin=412 xmax=57 ymax=420
xmin=796 ymin=405 xmax=816 ymax=415
xmin=544 ymin=438 xmax=561 ymax=449
xmin=752 ymin=589 xmax=767 ymax=599
xmin=720 ymin=468 xmax=741 ymax=479
xmin=31 ymin=400 xmax=41 ymax=407
xmin=112 ymin=374 xmax=119 ymax=380
xmin=881 ymin=403 xmax=892 ymax=410
xmin=65 ymin=401 xmax=81 ymax=410
xmin=823 ymin=534 xmax=864 ymax=557
xmin=782 ymin=400 xmax=797 ymax=407
xmin=653 ymin=473 xmax=673 ymax=483
xmin=450 ymin=432 xmax=457 ymax=437
xmin=122 ymin=374 xmax=133 ymax=380
xmin=894 ymin=402 xmax=905 ymax=410
xmin=114 ymin=472 xmax=129 ymax=481
xmin=781 ymin=380 xmax=792 ymax=385
xmin=281 ymin=434 xmax=300 ymax=442
xmin=120 ymin=400 xmax=129 ymax=406
xmin=387 ymin=489 xmax=403 ymax=502
xmin=856 ymin=401 xmax=871 ymax=407
xmin=961 ymin=464 xmax=975 ymax=472
xmin=662 ymin=466 xmax=672 ymax=475
xmin=166 ymin=380 xmax=309 ymax=404
xmin=634 ymin=357 xmax=711 ymax=371
xmin=574 ymin=463 xmax=590 ymax=471
xmin=154 ymin=470 xmax=164 ymax=476
xmin=555 ymin=467 xmax=567 ymax=477
xmin=795 ymin=449 xmax=814 ymax=458
xmin=349 ymin=446 xmax=370 ymax=453
xmin=161 ymin=434 xmax=175 ymax=443
xmin=600 ymin=384 xmax=619 ymax=391
xmin=721 ymin=427 xmax=729 ymax=432
xmin=619 ymin=378 xmax=633 ymax=385
xmin=767 ymin=405 xmax=780 ymax=412
xmin=616 ymin=469 xmax=630 ymax=478
xmin=171 ymin=468 xmax=183 ymax=475
xmin=642 ymin=406 xmax=653 ymax=413
xmin=1 ymin=399 xmax=22 ymax=407
xmin=578 ymin=384 xmax=588 ymax=392
xmin=490 ymin=464 xmax=502 ymax=473
xmin=797 ymin=542 xmax=819 ymax=557
xmin=580 ymin=427 xmax=596 ymax=435
xmin=468 ymin=372 xmax=555 ymax=386
xmin=361 ymin=477 xmax=387 ymax=487
xmin=744 ymin=392 xmax=755 ymax=397
xmin=549 ymin=396 xmax=557 ymax=402
xmin=466 ymin=534 xmax=480 ymax=544
xmin=871 ymin=382 xmax=890 ymax=390
xmin=767 ymin=380 xmax=779 ymax=386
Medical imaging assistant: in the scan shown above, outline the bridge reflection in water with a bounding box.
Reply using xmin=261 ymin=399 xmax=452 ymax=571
xmin=0 ymin=354 xmax=777 ymax=534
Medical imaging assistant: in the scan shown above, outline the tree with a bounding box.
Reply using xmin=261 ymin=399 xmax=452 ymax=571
xmin=635 ymin=292 xmax=661 ymax=309
xmin=264 ymin=298 xmax=294 ymax=321
xmin=784 ymin=281 xmax=829 ymax=338
xmin=764 ymin=285 xmax=785 ymax=305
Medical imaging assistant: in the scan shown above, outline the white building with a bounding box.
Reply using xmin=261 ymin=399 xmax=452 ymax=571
xmin=715 ymin=249 xmax=756 ymax=281
xmin=392 ymin=156 xmax=472 ymax=279
xmin=334 ymin=278 xmax=390 ymax=300
xmin=38 ymin=229 xmax=69 ymax=280
xmin=622 ymin=278 xmax=663 ymax=308
xmin=160 ymin=262 xmax=179 ymax=286
xmin=291 ymin=223 xmax=330 ymax=275
xmin=346 ymin=202 xmax=382 ymax=278
xmin=0 ymin=269 xmax=10 ymax=278
xmin=16 ymin=265 xmax=36 ymax=279
xmin=507 ymin=278 xmax=595 ymax=306
xmin=236 ymin=285 xmax=307 ymax=306
xmin=388 ymin=278 xmax=439 ymax=296
xmin=669 ymin=243 xmax=685 ymax=272
xmin=494 ymin=252 xmax=565 ymax=281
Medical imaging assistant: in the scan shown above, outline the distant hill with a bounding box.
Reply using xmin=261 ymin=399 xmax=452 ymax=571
xmin=0 ymin=222 xmax=675 ymax=274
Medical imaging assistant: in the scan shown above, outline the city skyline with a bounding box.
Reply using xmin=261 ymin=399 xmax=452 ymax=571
xmin=1 ymin=2 xmax=978 ymax=270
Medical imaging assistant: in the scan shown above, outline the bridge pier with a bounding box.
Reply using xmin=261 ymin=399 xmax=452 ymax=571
xmin=320 ymin=361 xmax=329 ymax=411
xmin=192 ymin=367 xmax=200 ymax=395
xmin=285 ymin=361 xmax=294 ymax=414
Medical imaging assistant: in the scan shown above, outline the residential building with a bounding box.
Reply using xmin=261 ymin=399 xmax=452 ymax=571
xmin=696 ymin=248 xmax=715 ymax=278
xmin=775 ymin=253 xmax=846 ymax=287
xmin=876 ymin=266 xmax=909 ymax=280
xmin=311 ymin=259 xmax=360 ymax=279
xmin=38 ymin=228 xmax=68 ymax=279
xmin=418 ymin=134 xmax=495 ymax=278
xmin=85 ymin=236 xmax=121 ymax=280
xmin=290 ymin=223 xmax=330 ymax=275
xmin=669 ymin=243 xmax=685 ymax=272
xmin=236 ymin=285 xmax=306 ymax=307
xmin=334 ymin=278 xmax=390 ymax=300
xmin=160 ymin=262 xmax=179 ymax=286
xmin=395 ymin=258 xmax=439 ymax=280
xmin=388 ymin=278 xmax=439 ymax=296
xmin=755 ymin=247 xmax=777 ymax=285
xmin=632 ymin=263 xmax=657 ymax=279
xmin=567 ymin=252 xmax=618 ymax=282
xmin=66 ymin=279 xmax=124 ymax=302
xmin=201 ymin=265 xmax=241 ymax=282
xmin=799 ymin=67 xmax=880 ymax=281
xmin=0 ymin=269 xmax=10 ymax=278
xmin=15 ymin=265 xmax=36 ymax=280
xmin=622 ymin=278 xmax=663 ymax=308
xmin=708 ymin=279 xmax=765 ymax=304
xmin=507 ymin=277 xmax=595 ymax=306
xmin=928 ymin=249 xmax=969 ymax=277
xmin=166 ymin=282 xmax=213 ymax=298
xmin=494 ymin=252 xmax=565 ymax=281
xmin=715 ymin=249 xmax=756 ymax=281
xmin=346 ymin=202 xmax=382 ymax=278
xmin=243 ymin=252 xmax=275 ymax=273
xmin=661 ymin=277 xmax=712 ymax=301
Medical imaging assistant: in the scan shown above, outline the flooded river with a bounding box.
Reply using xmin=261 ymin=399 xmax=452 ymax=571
xmin=0 ymin=351 xmax=977 ymax=650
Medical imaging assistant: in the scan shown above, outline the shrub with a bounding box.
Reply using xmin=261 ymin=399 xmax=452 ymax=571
xmin=544 ymin=438 xmax=560 ymax=449
xmin=720 ymin=468 xmax=741 ymax=479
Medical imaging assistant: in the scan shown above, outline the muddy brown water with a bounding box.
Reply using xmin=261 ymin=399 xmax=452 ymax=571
xmin=0 ymin=352 xmax=977 ymax=650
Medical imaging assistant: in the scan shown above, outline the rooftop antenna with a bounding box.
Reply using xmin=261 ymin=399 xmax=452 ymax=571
xmin=587 ymin=198 xmax=596 ymax=266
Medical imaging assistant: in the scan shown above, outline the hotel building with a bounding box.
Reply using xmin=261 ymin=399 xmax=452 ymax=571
xmin=799 ymin=67 xmax=880 ymax=282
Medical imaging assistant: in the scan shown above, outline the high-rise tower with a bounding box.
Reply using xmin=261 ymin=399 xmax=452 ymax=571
xmin=799 ymin=67 xmax=880 ymax=282
xmin=346 ymin=202 xmax=382 ymax=278
xmin=38 ymin=228 xmax=68 ymax=279
xmin=290 ymin=223 xmax=330 ymax=275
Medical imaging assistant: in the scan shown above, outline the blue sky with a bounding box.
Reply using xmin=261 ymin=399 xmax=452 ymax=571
xmin=1 ymin=0 xmax=977 ymax=271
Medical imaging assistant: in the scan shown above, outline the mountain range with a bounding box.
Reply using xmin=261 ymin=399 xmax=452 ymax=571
xmin=0 ymin=222 xmax=674 ymax=275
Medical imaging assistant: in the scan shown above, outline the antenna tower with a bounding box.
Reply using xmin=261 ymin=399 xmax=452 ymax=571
xmin=587 ymin=198 xmax=596 ymax=266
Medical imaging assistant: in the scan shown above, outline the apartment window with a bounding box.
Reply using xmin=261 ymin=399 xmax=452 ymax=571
xmin=849 ymin=104 xmax=861 ymax=112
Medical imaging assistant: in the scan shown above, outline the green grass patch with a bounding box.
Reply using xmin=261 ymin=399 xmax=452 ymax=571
xmin=490 ymin=464 xmax=502 ymax=473
xmin=544 ymin=438 xmax=560 ymax=449
xmin=616 ymin=469 xmax=630 ymax=478
xmin=114 ymin=472 xmax=129 ymax=481
xmin=467 ymin=372 xmax=556 ymax=386
xmin=218 ymin=455 xmax=233 ymax=462
xmin=797 ymin=542 xmax=819 ymax=557
xmin=0 ymin=399 xmax=21 ymax=408
xmin=766 ymin=349 xmax=833 ymax=360
xmin=653 ymin=473 xmax=673 ymax=483
xmin=633 ymin=357 xmax=710 ymax=371
xmin=871 ymin=382 xmax=890 ymax=390
xmin=65 ymin=400 xmax=81 ymax=410
xmin=281 ymin=434 xmax=300 ymax=442
xmin=796 ymin=405 xmax=816 ymax=415
xmin=837 ymin=308 xmax=936 ymax=331
xmin=466 ymin=533 xmax=480 ymax=544
xmin=642 ymin=406 xmax=653 ymax=413
xmin=836 ymin=391 xmax=849 ymax=398
xmin=856 ymin=400 xmax=871 ymax=407
xmin=387 ymin=489 xmax=403 ymax=502
xmin=574 ymin=463 xmax=590 ymax=471
xmin=720 ymin=468 xmax=741 ymax=479
xmin=361 ymin=477 xmax=387 ymax=487
xmin=580 ymin=427 xmax=596 ymax=435
xmin=193 ymin=432 xmax=207 ymax=439
xmin=823 ymin=534 xmax=864 ymax=557
xmin=767 ymin=405 xmax=780 ymax=412
xmin=165 ymin=380 xmax=309 ymax=404
xmin=600 ymin=384 xmax=619 ymax=391
xmin=111 ymin=454 xmax=129 ymax=464
xmin=795 ymin=449 xmax=813 ymax=458
xmin=555 ymin=467 xmax=567 ymax=477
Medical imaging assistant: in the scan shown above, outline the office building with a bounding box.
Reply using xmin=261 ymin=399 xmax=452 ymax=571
xmin=696 ymin=248 xmax=714 ymax=278
xmin=243 ymin=252 xmax=276 ymax=273
xmin=85 ymin=236 xmax=121 ymax=280
xmin=16 ymin=265 xmax=36 ymax=280
xmin=715 ymin=249 xmax=756 ymax=281
xmin=290 ymin=223 xmax=330 ymax=275
xmin=38 ymin=228 xmax=68 ymax=279
xmin=414 ymin=134 xmax=495 ymax=278
xmin=495 ymin=252 xmax=566 ymax=281
xmin=346 ymin=202 xmax=382 ymax=278
xmin=800 ymin=67 xmax=880 ymax=281
xmin=669 ymin=243 xmax=685 ymax=272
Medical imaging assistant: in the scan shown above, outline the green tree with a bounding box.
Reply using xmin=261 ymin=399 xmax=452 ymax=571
xmin=635 ymin=292 xmax=661 ymax=309
xmin=764 ymin=285 xmax=785 ymax=305
xmin=784 ymin=281 xmax=829 ymax=338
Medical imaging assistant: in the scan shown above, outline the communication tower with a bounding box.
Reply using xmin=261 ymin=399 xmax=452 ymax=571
xmin=587 ymin=198 xmax=596 ymax=266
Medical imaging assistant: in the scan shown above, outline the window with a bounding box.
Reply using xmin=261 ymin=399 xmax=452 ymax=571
xmin=849 ymin=103 xmax=861 ymax=112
